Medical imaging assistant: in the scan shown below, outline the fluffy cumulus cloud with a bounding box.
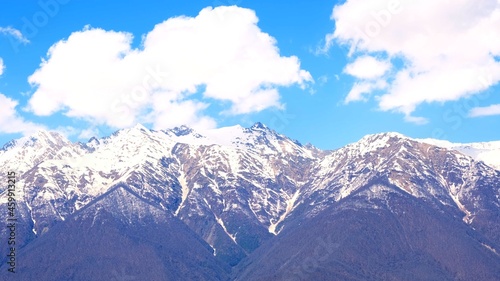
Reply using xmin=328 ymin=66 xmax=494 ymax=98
xmin=0 ymin=93 xmax=44 ymax=135
xmin=77 ymin=127 xmax=100 ymax=140
xmin=0 ymin=59 xmax=43 ymax=135
xmin=343 ymin=56 xmax=390 ymax=80
xmin=27 ymin=6 xmax=312 ymax=130
xmin=326 ymin=0 xmax=500 ymax=122
xmin=345 ymin=80 xmax=387 ymax=103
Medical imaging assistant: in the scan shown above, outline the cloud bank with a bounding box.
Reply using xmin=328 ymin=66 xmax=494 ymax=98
xmin=27 ymin=6 xmax=312 ymax=130
xmin=327 ymin=0 xmax=500 ymax=122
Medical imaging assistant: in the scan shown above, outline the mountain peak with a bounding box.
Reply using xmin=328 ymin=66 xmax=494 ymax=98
xmin=416 ymin=137 xmax=500 ymax=170
xmin=339 ymin=132 xmax=411 ymax=156
xmin=86 ymin=136 xmax=101 ymax=148
xmin=250 ymin=122 xmax=268 ymax=130
xmin=24 ymin=129 xmax=68 ymax=147
xmin=131 ymin=123 xmax=149 ymax=132
xmin=170 ymin=125 xmax=195 ymax=137
xmin=1 ymin=139 xmax=18 ymax=151
xmin=356 ymin=131 xmax=409 ymax=146
xmin=33 ymin=129 xmax=60 ymax=138
xmin=363 ymin=132 xmax=407 ymax=140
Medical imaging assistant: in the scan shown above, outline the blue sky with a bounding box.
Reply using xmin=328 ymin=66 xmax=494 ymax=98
xmin=0 ymin=0 xmax=499 ymax=149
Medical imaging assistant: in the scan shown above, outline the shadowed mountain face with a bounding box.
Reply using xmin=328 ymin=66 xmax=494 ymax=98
xmin=234 ymin=191 xmax=500 ymax=281
xmin=0 ymin=124 xmax=499 ymax=280
xmin=3 ymin=185 xmax=230 ymax=281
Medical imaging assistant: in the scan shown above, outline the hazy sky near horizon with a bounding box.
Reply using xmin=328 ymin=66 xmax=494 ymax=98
xmin=1 ymin=0 xmax=499 ymax=149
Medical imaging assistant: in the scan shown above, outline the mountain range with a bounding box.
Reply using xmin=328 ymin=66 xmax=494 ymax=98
xmin=0 ymin=123 xmax=499 ymax=280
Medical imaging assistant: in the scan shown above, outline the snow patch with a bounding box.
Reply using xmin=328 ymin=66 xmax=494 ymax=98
xmin=175 ymin=170 xmax=189 ymax=216
xmin=269 ymin=190 xmax=300 ymax=235
xmin=216 ymin=217 xmax=237 ymax=244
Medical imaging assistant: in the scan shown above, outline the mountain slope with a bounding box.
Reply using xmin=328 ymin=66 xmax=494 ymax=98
xmin=234 ymin=133 xmax=500 ymax=280
xmin=1 ymin=183 xmax=230 ymax=281
xmin=234 ymin=193 xmax=500 ymax=281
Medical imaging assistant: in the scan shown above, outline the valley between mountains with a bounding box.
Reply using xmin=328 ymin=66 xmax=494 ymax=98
xmin=0 ymin=123 xmax=499 ymax=280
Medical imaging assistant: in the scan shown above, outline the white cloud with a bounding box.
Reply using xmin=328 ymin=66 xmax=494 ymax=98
xmin=0 ymin=60 xmax=41 ymax=135
xmin=0 ymin=58 xmax=4 ymax=76
xmin=77 ymin=127 xmax=100 ymax=140
xmin=52 ymin=126 xmax=79 ymax=138
xmin=318 ymin=75 xmax=329 ymax=85
xmin=0 ymin=26 xmax=30 ymax=44
xmin=326 ymin=0 xmax=500 ymax=122
xmin=469 ymin=104 xmax=500 ymax=117
xmin=0 ymin=94 xmax=44 ymax=135
xmin=150 ymin=93 xmax=216 ymax=130
xmin=404 ymin=115 xmax=428 ymax=125
xmin=345 ymin=79 xmax=387 ymax=103
xmin=27 ymin=6 xmax=312 ymax=130
xmin=344 ymin=56 xmax=391 ymax=79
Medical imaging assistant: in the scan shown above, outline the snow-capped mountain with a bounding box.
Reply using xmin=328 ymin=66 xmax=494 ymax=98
xmin=0 ymin=124 xmax=499 ymax=280
xmin=417 ymin=138 xmax=500 ymax=170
